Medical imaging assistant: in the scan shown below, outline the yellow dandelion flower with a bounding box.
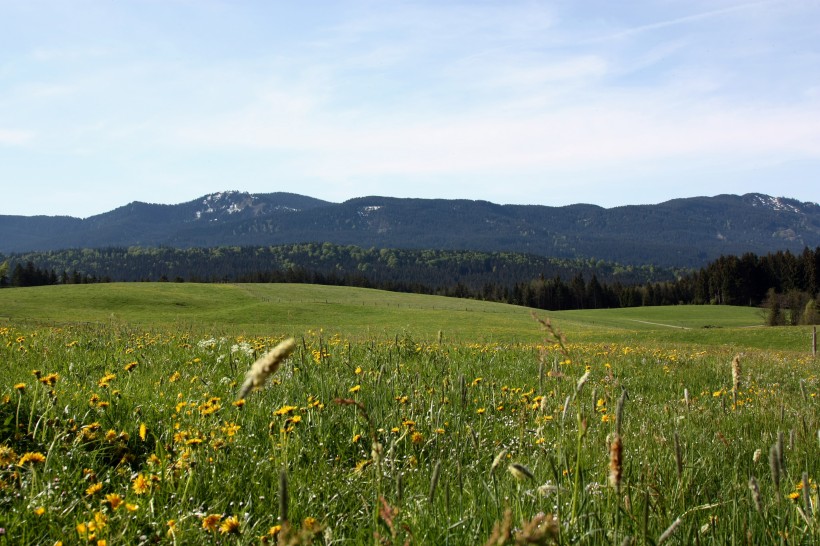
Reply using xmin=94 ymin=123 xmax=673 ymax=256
xmin=354 ymin=459 xmax=372 ymax=473
xmin=86 ymin=482 xmax=103 ymax=496
xmin=105 ymin=493 xmax=123 ymax=510
xmin=411 ymin=431 xmax=424 ymax=445
xmin=18 ymin=452 xmax=46 ymax=465
xmin=202 ymin=514 xmax=222 ymax=531
xmin=352 ymin=434 xmax=362 ymax=443
xmin=14 ymin=383 xmax=26 ymax=392
xmin=125 ymin=503 xmax=139 ymax=512
xmin=349 ymin=384 xmax=361 ymax=393
xmin=220 ymin=515 xmax=241 ymax=535
xmin=139 ymin=423 xmax=147 ymax=441
xmin=274 ymin=405 xmax=298 ymax=416
xmin=124 ymin=361 xmax=138 ymax=372
xmin=132 ymin=473 xmax=150 ymax=495
xmin=476 ymin=408 xmax=486 ymax=415
xmin=0 ymin=445 xmax=18 ymax=465
xmin=34 ymin=506 xmax=45 ymax=516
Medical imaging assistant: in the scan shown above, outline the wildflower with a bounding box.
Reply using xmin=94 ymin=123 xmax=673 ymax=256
xmin=0 ymin=446 xmax=18 ymax=465
xmin=349 ymin=385 xmax=361 ymax=394
xmin=86 ymin=482 xmax=103 ymax=496
xmin=220 ymin=515 xmax=241 ymax=535
xmin=352 ymin=434 xmax=362 ymax=444
xmin=274 ymin=405 xmax=298 ymax=416
xmin=233 ymin=399 xmax=245 ymax=408
xmin=13 ymin=383 xmax=25 ymax=392
xmin=411 ymin=431 xmax=424 ymax=445
xmin=167 ymin=520 xmax=177 ymax=537
xmin=132 ymin=473 xmax=150 ymax=495
xmin=33 ymin=507 xmax=45 ymax=516
xmin=18 ymin=452 xmax=46 ymax=466
xmin=106 ymin=493 xmax=123 ymax=510
xmin=139 ymin=423 xmax=147 ymax=441
xmin=237 ymin=338 xmax=296 ymax=399
xmin=125 ymin=503 xmax=138 ymax=512
xmin=97 ymin=373 xmax=116 ymax=388
xmin=202 ymin=514 xmax=222 ymax=532
xmin=39 ymin=373 xmax=59 ymax=386
xmin=124 ymin=361 xmax=138 ymax=372
xmin=169 ymin=371 xmax=181 ymax=382
xmin=476 ymin=408 xmax=486 ymax=415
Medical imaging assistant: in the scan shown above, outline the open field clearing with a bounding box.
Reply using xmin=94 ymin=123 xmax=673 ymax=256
xmin=0 ymin=283 xmax=801 ymax=350
xmin=1 ymin=284 xmax=819 ymax=544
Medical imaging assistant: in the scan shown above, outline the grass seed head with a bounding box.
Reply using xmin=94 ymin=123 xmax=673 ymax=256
xmin=237 ymin=338 xmax=296 ymax=399
xmin=508 ymin=462 xmax=535 ymax=481
xmin=609 ymin=433 xmax=623 ymax=493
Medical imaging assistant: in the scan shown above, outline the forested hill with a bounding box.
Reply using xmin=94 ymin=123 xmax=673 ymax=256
xmin=2 ymin=191 xmax=819 ymax=267
xmin=0 ymin=244 xmax=673 ymax=293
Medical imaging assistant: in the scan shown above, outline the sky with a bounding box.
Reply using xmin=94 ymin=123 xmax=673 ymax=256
xmin=1 ymin=0 xmax=819 ymax=218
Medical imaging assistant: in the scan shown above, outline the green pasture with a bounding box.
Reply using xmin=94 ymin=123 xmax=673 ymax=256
xmin=0 ymin=283 xmax=812 ymax=353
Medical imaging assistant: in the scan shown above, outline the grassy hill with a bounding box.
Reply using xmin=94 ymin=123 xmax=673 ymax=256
xmin=1 ymin=283 xmax=809 ymax=351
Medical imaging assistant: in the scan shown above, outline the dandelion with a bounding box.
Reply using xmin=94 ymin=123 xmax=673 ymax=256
xmin=237 ymin=338 xmax=297 ymax=399
xmin=18 ymin=452 xmax=46 ymax=466
xmin=132 ymin=473 xmax=150 ymax=495
xmin=13 ymin=383 xmax=25 ymax=392
xmin=124 ymin=361 xmax=138 ymax=372
xmin=411 ymin=431 xmax=424 ymax=445
xmin=105 ymin=493 xmax=123 ymax=510
xmin=139 ymin=423 xmax=147 ymax=441
xmin=202 ymin=514 xmax=222 ymax=532
xmin=274 ymin=405 xmax=298 ymax=416
xmin=86 ymin=482 xmax=103 ymax=496
xmin=33 ymin=507 xmax=45 ymax=516
xmin=349 ymin=384 xmax=361 ymax=394
xmin=0 ymin=446 xmax=18 ymax=465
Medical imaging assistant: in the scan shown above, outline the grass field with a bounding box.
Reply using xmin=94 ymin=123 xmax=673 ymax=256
xmin=1 ymin=283 xmax=818 ymax=544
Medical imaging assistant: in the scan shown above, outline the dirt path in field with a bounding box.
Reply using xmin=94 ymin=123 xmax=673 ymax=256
xmin=626 ymin=319 xmax=690 ymax=329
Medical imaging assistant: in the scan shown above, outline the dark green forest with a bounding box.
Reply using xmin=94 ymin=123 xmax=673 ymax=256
xmin=1 ymin=244 xmax=818 ymax=323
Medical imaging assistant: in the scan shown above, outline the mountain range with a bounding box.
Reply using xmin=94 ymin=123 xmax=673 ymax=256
xmin=2 ymin=191 xmax=819 ymax=267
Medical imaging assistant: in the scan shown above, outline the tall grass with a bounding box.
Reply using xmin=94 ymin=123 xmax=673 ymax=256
xmin=0 ymin=319 xmax=818 ymax=544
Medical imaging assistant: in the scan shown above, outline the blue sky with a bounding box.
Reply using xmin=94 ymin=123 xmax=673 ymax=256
xmin=1 ymin=0 xmax=819 ymax=218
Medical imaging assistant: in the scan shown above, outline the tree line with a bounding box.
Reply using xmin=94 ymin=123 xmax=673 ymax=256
xmin=1 ymin=245 xmax=818 ymax=324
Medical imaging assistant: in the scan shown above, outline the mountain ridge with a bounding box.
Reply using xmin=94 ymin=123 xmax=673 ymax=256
xmin=2 ymin=191 xmax=818 ymax=267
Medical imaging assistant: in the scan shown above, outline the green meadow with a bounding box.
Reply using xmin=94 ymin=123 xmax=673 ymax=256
xmin=1 ymin=283 xmax=818 ymax=545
